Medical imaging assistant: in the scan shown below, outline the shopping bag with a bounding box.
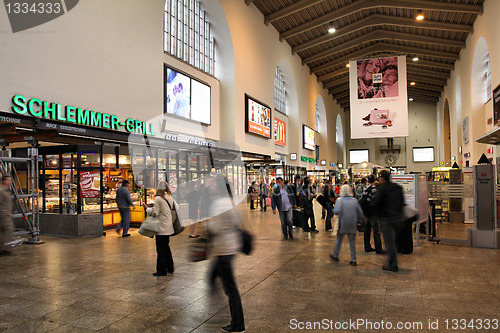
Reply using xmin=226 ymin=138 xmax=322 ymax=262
xmin=266 ymin=197 xmax=272 ymax=206
xmin=190 ymin=237 xmax=209 ymax=262
xmin=138 ymin=216 xmax=160 ymax=238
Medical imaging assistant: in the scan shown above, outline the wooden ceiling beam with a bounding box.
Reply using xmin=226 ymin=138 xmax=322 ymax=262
xmin=407 ymin=74 xmax=446 ymax=86
xmin=408 ymin=88 xmax=442 ymax=98
xmin=286 ymin=11 xmax=473 ymax=45
xmin=324 ymin=78 xmax=350 ymax=90
xmin=407 ymin=66 xmax=449 ymax=79
xmin=265 ymin=0 xmax=324 ymax=25
xmin=408 ymin=59 xmax=454 ymax=70
xmin=303 ymin=28 xmax=464 ymax=65
xmin=313 ymin=42 xmax=454 ymax=79
xmin=407 ymin=82 xmax=443 ymax=92
xmin=328 ymin=85 xmax=349 ymax=96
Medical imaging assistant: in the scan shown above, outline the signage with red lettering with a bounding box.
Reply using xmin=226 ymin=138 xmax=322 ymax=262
xmin=274 ymin=118 xmax=287 ymax=146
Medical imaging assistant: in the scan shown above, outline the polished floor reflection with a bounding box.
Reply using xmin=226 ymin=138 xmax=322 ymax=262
xmin=0 ymin=203 xmax=499 ymax=332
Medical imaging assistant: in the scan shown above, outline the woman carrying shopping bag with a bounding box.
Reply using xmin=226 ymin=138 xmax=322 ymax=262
xmin=152 ymin=182 xmax=176 ymax=277
xmin=330 ymin=184 xmax=364 ymax=266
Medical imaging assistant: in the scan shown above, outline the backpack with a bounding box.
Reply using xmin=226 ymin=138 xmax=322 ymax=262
xmin=359 ymin=185 xmax=375 ymax=217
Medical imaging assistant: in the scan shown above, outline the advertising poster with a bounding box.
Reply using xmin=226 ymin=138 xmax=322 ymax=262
xmin=303 ymin=125 xmax=315 ymax=150
xmin=246 ymin=96 xmax=271 ymax=138
xmin=166 ymin=67 xmax=191 ymax=119
xmin=274 ymin=118 xmax=287 ymax=146
xmin=391 ymin=174 xmax=415 ymax=207
xmin=169 ymin=172 xmax=177 ymax=194
xmin=349 ymin=55 xmax=408 ymax=139
xmin=494 ymin=84 xmax=500 ymax=125
xmin=80 ymin=171 xmax=100 ymax=198
xmin=463 ymin=117 xmax=469 ymax=144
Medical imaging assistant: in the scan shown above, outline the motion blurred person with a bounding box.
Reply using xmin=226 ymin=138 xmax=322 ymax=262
xmin=186 ymin=181 xmax=201 ymax=238
xmin=330 ymin=185 xmax=363 ymax=266
xmin=0 ymin=176 xmax=13 ymax=255
xmin=271 ymin=177 xmax=295 ymax=240
xmin=207 ymin=175 xmax=245 ymax=333
xmin=370 ymin=170 xmax=404 ymax=272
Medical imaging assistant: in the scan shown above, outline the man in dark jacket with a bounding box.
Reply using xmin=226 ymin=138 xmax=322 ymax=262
xmin=321 ymin=179 xmax=336 ymax=231
xmin=361 ymin=174 xmax=385 ymax=254
xmin=116 ymin=180 xmax=135 ymax=237
xmin=370 ymin=170 xmax=404 ymax=272
xmin=299 ymin=178 xmax=319 ymax=233
xmin=271 ymin=177 xmax=296 ymax=239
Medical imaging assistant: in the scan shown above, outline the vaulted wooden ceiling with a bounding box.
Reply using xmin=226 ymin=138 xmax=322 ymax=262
xmin=245 ymin=0 xmax=484 ymax=111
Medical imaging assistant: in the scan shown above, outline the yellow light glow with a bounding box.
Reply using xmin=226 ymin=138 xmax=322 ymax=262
xmin=416 ymin=14 xmax=424 ymax=21
xmin=410 ymin=82 xmax=416 ymax=86
xmin=412 ymin=57 xmax=419 ymax=61
xmin=346 ymin=63 xmax=350 ymax=67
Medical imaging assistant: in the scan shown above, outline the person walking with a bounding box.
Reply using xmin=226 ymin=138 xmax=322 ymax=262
xmin=299 ymin=178 xmax=318 ymax=233
xmin=186 ymin=181 xmax=202 ymax=238
xmin=116 ymin=180 xmax=134 ymax=237
xmin=321 ymin=179 xmax=336 ymax=231
xmin=248 ymin=182 xmax=257 ymax=210
xmin=271 ymin=177 xmax=295 ymax=240
xmin=361 ymin=174 xmax=385 ymax=254
xmin=370 ymin=170 xmax=405 ymax=272
xmin=330 ymin=184 xmax=364 ymax=266
xmin=207 ymin=175 xmax=245 ymax=333
xmin=152 ymin=182 xmax=175 ymax=276
xmin=259 ymin=179 xmax=269 ymax=212
xmin=0 ymin=176 xmax=13 ymax=255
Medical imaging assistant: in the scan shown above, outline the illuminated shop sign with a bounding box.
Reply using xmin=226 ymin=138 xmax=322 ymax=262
xmin=11 ymin=94 xmax=156 ymax=135
xmin=301 ymin=156 xmax=316 ymax=163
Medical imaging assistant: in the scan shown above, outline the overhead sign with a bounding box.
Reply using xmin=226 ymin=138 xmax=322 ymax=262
xmin=349 ymin=56 xmax=408 ymax=139
xmin=301 ymin=156 xmax=316 ymax=163
xmin=274 ymin=118 xmax=287 ymax=146
xmin=11 ymin=94 xmax=156 ymax=135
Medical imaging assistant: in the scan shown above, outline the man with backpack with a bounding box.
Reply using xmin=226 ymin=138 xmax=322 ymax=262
xmin=360 ymin=174 xmax=385 ymax=254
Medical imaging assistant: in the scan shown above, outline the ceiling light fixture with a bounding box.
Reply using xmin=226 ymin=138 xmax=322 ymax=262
xmin=328 ymin=22 xmax=336 ymax=34
xmin=416 ymin=12 xmax=424 ymax=21
xmin=346 ymin=63 xmax=350 ymax=68
xmin=409 ymin=98 xmax=414 ymax=101
xmin=410 ymin=82 xmax=416 ymax=86
xmin=412 ymin=57 xmax=419 ymax=61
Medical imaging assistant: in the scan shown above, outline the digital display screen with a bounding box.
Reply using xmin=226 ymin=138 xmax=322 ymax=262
xmin=165 ymin=66 xmax=211 ymax=125
xmin=303 ymin=125 xmax=315 ymax=151
xmin=245 ymin=94 xmax=271 ymax=139
xmin=349 ymin=149 xmax=369 ymax=164
xmin=413 ymin=147 xmax=434 ymax=162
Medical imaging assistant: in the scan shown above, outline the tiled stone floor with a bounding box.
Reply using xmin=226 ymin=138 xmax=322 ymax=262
xmin=0 ymin=203 xmax=499 ymax=332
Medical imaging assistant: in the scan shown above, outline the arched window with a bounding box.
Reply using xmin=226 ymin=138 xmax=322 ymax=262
xmin=485 ymin=55 xmax=492 ymax=102
xmin=164 ymin=0 xmax=216 ymax=76
xmin=315 ymin=104 xmax=321 ymax=133
xmin=274 ymin=67 xmax=286 ymax=114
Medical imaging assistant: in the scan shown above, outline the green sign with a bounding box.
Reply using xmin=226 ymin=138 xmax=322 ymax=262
xmin=11 ymin=94 xmax=156 ymax=135
xmin=301 ymin=156 xmax=316 ymax=163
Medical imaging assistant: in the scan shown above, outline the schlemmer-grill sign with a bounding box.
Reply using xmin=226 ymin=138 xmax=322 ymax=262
xmin=10 ymin=94 xmax=156 ymax=135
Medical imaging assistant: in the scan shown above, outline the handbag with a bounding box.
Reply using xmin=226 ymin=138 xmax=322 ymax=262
xmin=138 ymin=216 xmax=160 ymax=238
xmin=403 ymin=205 xmax=419 ymax=222
xmin=190 ymin=237 xmax=209 ymax=262
xmin=240 ymin=229 xmax=253 ymax=255
xmin=164 ymin=197 xmax=185 ymax=236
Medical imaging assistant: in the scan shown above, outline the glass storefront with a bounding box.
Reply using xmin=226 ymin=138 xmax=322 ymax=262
xmin=37 ymin=143 xmax=247 ymax=227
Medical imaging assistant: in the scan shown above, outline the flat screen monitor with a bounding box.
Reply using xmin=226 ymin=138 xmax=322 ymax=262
xmin=245 ymin=94 xmax=271 ymax=139
xmin=413 ymin=147 xmax=434 ymax=162
xmin=303 ymin=125 xmax=315 ymax=150
xmin=165 ymin=66 xmax=211 ymax=125
xmin=349 ymin=149 xmax=369 ymax=164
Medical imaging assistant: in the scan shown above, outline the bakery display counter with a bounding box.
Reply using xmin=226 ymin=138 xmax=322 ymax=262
xmin=103 ymin=205 xmax=145 ymax=227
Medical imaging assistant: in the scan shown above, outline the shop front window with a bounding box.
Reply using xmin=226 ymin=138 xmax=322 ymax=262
xmin=103 ymin=153 xmax=117 ymax=168
xmin=80 ymin=150 xmax=100 ymax=167
xmin=80 ymin=169 xmax=101 ymax=214
xmin=62 ymin=153 xmax=77 ymax=214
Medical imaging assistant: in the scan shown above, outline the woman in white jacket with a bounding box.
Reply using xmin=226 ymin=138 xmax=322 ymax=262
xmin=152 ymin=183 xmax=175 ymax=277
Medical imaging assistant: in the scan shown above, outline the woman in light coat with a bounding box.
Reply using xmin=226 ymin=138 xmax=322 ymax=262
xmin=206 ymin=175 xmax=245 ymax=333
xmin=331 ymin=184 xmax=364 ymax=266
xmin=152 ymin=183 xmax=175 ymax=276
